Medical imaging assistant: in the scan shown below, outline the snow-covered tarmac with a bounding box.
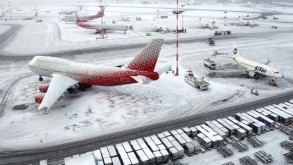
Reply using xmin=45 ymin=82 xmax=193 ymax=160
xmin=0 ymin=3 xmax=293 ymax=151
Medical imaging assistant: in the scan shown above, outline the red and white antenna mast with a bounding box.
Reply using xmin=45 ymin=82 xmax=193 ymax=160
xmin=172 ymin=0 xmax=183 ymax=76
xmin=100 ymin=0 xmax=104 ymax=39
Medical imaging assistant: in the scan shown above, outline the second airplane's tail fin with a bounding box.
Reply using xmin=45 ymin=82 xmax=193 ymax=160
xmin=97 ymin=6 xmax=105 ymax=17
xmin=127 ymin=39 xmax=164 ymax=72
xmin=232 ymin=42 xmax=241 ymax=58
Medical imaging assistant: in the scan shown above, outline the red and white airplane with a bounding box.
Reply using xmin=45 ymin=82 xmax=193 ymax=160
xmin=78 ymin=6 xmax=105 ymax=22
xmin=76 ymin=13 xmax=131 ymax=34
xmin=28 ymin=39 xmax=165 ymax=110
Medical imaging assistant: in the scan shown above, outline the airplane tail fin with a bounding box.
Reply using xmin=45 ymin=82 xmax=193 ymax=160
xmin=97 ymin=6 xmax=105 ymax=17
xmin=75 ymin=13 xmax=82 ymax=23
xmin=232 ymin=42 xmax=241 ymax=58
xmin=127 ymin=39 xmax=164 ymax=72
xmin=35 ymin=11 xmax=38 ymax=17
xmin=265 ymin=56 xmax=271 ymax=65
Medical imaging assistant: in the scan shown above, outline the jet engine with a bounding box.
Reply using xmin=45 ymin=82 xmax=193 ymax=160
xmin=39 ymin=84 xmax=49 ymax=93
xmin=35 ymin=94 xmax=45 ymax=104
xmin=248 ymin=71 xmax=256 ymax=78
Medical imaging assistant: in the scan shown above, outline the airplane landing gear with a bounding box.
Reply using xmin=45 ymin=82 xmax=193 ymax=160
xmin=39 ymin=76 xmax=43 ymax=81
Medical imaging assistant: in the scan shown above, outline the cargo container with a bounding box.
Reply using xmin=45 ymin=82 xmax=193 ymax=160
xmin=93 ymin=149 xmax=103 ymax=162
xmin=170 ymin=130 xmax=178 ymax=136
xmin=176 ymin=129 xmax=184 ymax=134
xmin=148 ymin=141 xmax=159 ymax=152
xmin=237 ymin=122 xmax=252 ymax=135
xmin=249 ymin=110 xmax=275 ymax=128
xmin=195 ymin=125 xmax=218 ymax=147
xmin=171 ymin=140 xmax=184 ymax=159
xmin=284 ymin=102 xmax=293 ymax=108
xmin=107 ymin=145 xmax=117 ymax=158
xmin=197 ymin=133 xmax=205 ymax=144
xmin=112 ymin=157 xmax=121 ymax=165
xmin=97 ymin=161 xmax=104 ymax=165
xmin=236 ymin=128 xmax=246 ymax=139
xmin=122 ymin=158 xmax=131 ymax=165
xmin=128 ymin=152 xmax=139 ymax=165
xmin=153 ymin=151 xmax=163 ymax=164
xmin=265 ymin=106 xmax=290 ymax=124
xmin=130 ymin=140 xmax=141 ymax=151
xmin=214 ymin=127 xmax=226 ymax=138
xmin=150 ymin=135 xmax=162 ymax=145
xmin=174 ymin=134 xmax=186 ymax=145
xmin=192 ymin=140 xmax=202 ymax=154
xmin=158 ymin=144 xmax=166 ymax=151
xmin=143 ymin=147 xmax=156 ymax=164
xmin=201 ymin=124 xmax=217 ymax=136
xmin=169 ymin=147 xmax=179 ymax=160
xmin=180 ymin=133 xmax=193 ymax=143
xmin=184 ymin=142 xmax=195 ymax=156
xmin=223 ymin=118 xmax=240 ymax=130
xmin=122 ymin=142 xmax=133 ymax=153
xmin=183 ymin=127 xmax=192 ymax=136
xmin=220 ymin=127 xmax=229 ymax=137
xmin=215 ymin=135 xmax=224 ymax=147
xmin=160 ymin=150 xmax=170 ymax=163
xmin=161 ymin=138 xmax=173 ymax=149
xmin=167 ymin=136 xmax=176 ymax=142
xmin=253 ymin=122 xmax=264 ymax=134
xmin=137 ymin=138 xmax=148 ymax=149
xmin=227 ymin=116 xmax=239 ymax=124
xmin=136 ymin=150 xmax=149 ymax=165
xmin=157 ymin=133 xmax=165 ymax=139
xmin=103 ymin=157 xmax=113 ymax=165
xmin=162 ymin=131 xmax=171 ymax=137
xmin=189 ymin=127 xmax=198 ymax=137
xmin=269 ymin=113 xmax=279 ymax=121
xmin=273 ymin=104 xmax=293 ymax=116
xmin=241 ymin=113 xmax=259 ymax=123
xmin=100 ymin=147 xmax=110 ymax=159
xmin=211 ymin=120 xmax=224 ymax=129
xmin=217 ymin=119 xmax=235 ymax=136
xmin=144 ymin=136 xmax=152 ymax=143
xmin=39 ymin=159 xmax=47 ymax=165
xmin=116 ymin=144 xmax=128 ymax=160
xmin=235 ymin=113 xmax=254 ymax=125
xmin=289 ymin=99 xmax=293 ymax=104
xmin=202 ymin=137 xmax=212 ymax=149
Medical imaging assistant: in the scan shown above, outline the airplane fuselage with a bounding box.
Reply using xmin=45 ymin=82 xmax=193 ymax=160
xmin=28 ymin=56 xmax=159 ymax=86
xmin=77 ymin=22 xmax=129 ymax=33
xmin=234 ymin=56 xmax=282 ymax=78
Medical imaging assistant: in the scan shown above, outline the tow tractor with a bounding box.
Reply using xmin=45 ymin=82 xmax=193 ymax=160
xmin=184 ymin=71 xmax=210 ymax=90
xmin=251 ymin=88 xmax=259 ymax=96
xmin=268 ymin=79 xmax=277 ymax=86
xmin=208 ymin=38 xmax=215 ymax=46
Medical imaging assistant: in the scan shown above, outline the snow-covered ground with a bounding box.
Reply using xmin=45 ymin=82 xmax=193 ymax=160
xmin=0 ymin=3 xmax=293 ymax=151
xmin=0 ymin=25 xmax=11 ymax=35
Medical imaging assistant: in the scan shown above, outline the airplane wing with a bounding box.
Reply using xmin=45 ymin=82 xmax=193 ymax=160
xmin=39 ymin=74 xmax=78 ymax=111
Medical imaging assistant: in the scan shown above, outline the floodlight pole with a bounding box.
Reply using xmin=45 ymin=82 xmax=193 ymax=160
xmin=175 ymin=0 xmax=179 ymax=76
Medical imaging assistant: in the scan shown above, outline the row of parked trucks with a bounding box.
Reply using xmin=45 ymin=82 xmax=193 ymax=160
xmin=61 ymin=99 xmax=293 ymax=165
